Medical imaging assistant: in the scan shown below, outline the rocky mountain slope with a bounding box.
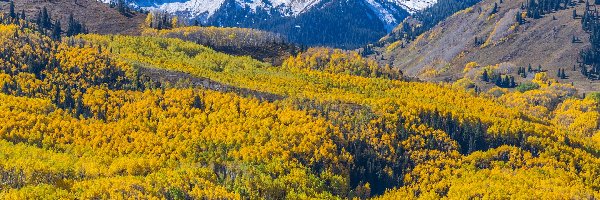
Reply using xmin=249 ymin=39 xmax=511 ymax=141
xmin=376 ymin=0 xmax=599 ymax=92
xmin=0 ymin=0 xmax=146 ymax=35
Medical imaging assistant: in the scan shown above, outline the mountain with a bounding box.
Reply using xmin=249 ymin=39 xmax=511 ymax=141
xmin=0 ymin=12 xmax=599 ymax=199
xmin=375 ymin=0 xmax=600 ymax=93
xmin=99 ymin=0 xmax=436 ymax=48
xmin=0 ymin=0 xmax=146 ymax=35
xmin=1 ymin=0 xmax=600 ymax=198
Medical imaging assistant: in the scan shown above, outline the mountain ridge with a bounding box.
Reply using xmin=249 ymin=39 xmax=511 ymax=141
xmin=1 ymin=0 xmax=145 ymax=35
xmin=99 ymin=0 xmax=436 ymax=48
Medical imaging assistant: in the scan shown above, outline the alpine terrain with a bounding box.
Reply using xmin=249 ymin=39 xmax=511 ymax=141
xmin=99 ymin=0 xmax=436 ymax=48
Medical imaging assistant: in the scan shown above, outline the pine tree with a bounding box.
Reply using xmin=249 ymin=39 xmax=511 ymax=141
xmin=492 ymin=3 xmax=499 ymax=14
xmin=36 ymin=10 xmax=43 ymax=31
xmin=502 ymin=75 xmax=510 ymax=87
xmin=516 ymin=11 xmax=524 ymax=24
xmin=52 ymin=20 xmax=61 ymax=40
xmin=482 ymin=70 xmax=489 ymax=82
xmin=509 ymin=76 xmax=516 ymax=87
xmin=9 ymin=1 xmax=16 ymax=19
xmin=66 ymin=14 xmax=86 ymax=36
xmin=558 ymin=69 xmax=562 ymax=77
xmin=41 ymin=7 xmax=51 ymax=29
xmin=495 ymin=75 xmax=503 ymax=86
xmin=527 ymin=0 xmax=537 ymax=18
xmin=193 ymin=94 xmax=204 ymax=109
xmin=117 ymin=0 xmax=128 ymax=15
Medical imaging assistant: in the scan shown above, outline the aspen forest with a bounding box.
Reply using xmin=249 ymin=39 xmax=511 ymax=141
xmin=0 ymin=1 xmax=599 ymax=199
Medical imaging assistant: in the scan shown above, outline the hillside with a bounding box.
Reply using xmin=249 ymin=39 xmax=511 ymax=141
xmin=0 ymin=0 xmax=145 ymax=35
xmin=141 ymin=26 xmax=299 ymax=65
xmin=377 ymin=0 xmax=600 ymax=93
xmin=0 ymin=12 xmax=599 ymax=199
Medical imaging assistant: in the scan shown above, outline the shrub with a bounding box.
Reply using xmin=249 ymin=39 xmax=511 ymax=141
xmin=515 ymin=82 xmax=540 ymax=93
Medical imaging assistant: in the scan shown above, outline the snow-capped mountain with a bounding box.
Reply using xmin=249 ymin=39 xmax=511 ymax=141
xmin=101 ymin=0 xmax=437 ymax=48
xmin=104 ymin=0 xmax=434 ymax=27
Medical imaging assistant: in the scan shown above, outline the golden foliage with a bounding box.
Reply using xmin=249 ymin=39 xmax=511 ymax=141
xmin=0 ymin=21 xmax=598 ymax=199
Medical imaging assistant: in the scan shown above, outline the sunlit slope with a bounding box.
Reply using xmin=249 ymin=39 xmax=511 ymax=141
xmin=79 ymin=34 xmax=600 ymax=197
xmin=0 ymin=18 xmax=597 ymax=199
xmin=0 ymin=23 xmax=349 ymax=199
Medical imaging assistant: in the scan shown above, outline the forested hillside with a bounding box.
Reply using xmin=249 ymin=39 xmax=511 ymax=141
xmin=141 ymin=23 xmax=298 ymax=65
xmin=0 ymin=2 xmax=599 ymax=200
xmin=376 ymin=0 xmax=600 ymax=93
xmin=0 ymin=0 xmax=145 ymax=35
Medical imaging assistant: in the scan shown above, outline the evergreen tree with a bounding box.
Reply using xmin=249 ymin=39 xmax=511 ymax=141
xmin=193 ymin=94 xmax=204 ymax=109
xmin=9 ymin=1 xmax=16 ymax=19
xmin=66 ymin=14 xmax=86 ymax=36
xmin=509 ymin=76 xmax=516 ymax=87
xmin=516 ymin=11 xmax=524 ymax=24
xmin=495 ymin=75 xmax=503 ymax=86
xmin=482 ymin=70 xmax=489 ymax=82
xmin=52 ymin=20 xmax=61 ymax=41
xmin=41 ymin=7 xmax=51 ymax=29
xmin=492 ymin=3 xmax=499 ymax=14
xmin=558 ymin=69 xmax=562 ymax=77
xmin=502 ymin=75 xmax=510 ymax=87
xmin=117 ymin=0 xmax=128 ymax=15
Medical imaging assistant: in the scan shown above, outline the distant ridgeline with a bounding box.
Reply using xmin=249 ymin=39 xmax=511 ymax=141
xmin=102 ymin=0 xmax=412 ymax=49
xmin=209 ymin=0 xmax=408 ymax=49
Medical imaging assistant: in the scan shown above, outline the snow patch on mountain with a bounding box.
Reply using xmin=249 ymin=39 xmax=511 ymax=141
xmin=100 ymin=0 xmax=324 ymax=20
xmin=393 ymin=0 xmax=436 ymax=13
xmin=364 ymin=0 xmax=398 ymax=31
xmin=270 ymin=0 xmax=321 ymax=14
xmin=98 ymin=0 xmax=436 ymax=30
